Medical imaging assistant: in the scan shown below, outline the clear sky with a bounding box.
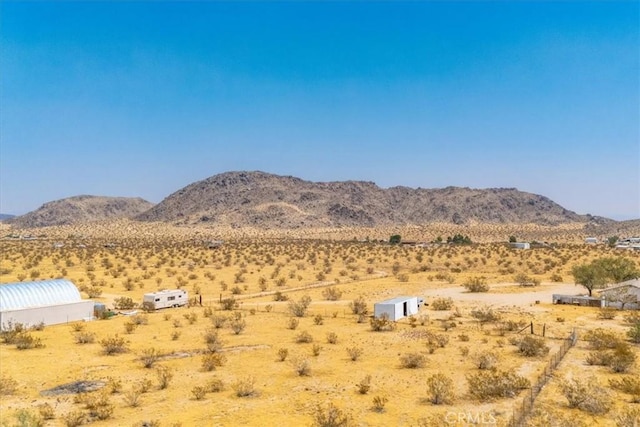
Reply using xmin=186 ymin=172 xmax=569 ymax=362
xmin=1 ymin=1 xmax=638 ymax=220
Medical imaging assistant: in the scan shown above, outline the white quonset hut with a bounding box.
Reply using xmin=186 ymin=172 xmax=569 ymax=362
xmin=374 ymin=296 xmax=420 ymax=321
xmin=0 ymin=279 xmax=94 ymax=330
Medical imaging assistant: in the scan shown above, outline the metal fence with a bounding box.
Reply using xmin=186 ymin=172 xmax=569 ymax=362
xmin=508 ymin=328 xmax=578 ymax=427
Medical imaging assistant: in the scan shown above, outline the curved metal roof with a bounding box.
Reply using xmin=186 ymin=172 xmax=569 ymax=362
xmin=0 ymin=279 xmax=82 ymax=311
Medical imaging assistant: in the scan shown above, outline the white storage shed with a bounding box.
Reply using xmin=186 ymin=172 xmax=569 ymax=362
xmin=374 ymin=296 xmax=420 ymax=321
xmin=0 ymin=279 xmax=94 ymax=330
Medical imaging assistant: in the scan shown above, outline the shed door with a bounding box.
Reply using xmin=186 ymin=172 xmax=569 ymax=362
xmin=403 ymin=301 xmax=408 ymax=317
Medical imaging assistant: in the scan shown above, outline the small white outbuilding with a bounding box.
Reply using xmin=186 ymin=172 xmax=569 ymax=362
xmin=0 ymin=279 xmax=94 ymax=330
xmin=374 ymin=296 xmax=420 ymax=321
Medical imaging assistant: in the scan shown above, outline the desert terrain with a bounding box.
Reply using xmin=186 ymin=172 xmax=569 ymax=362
xmin=0 ymin=222 xmax=639 ymax=426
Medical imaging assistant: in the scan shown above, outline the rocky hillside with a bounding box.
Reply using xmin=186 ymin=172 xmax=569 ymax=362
xmin=8 ymin=196 xmax=154 ymax=228
xmin=136 ymin=171 xmax=599 ymax=228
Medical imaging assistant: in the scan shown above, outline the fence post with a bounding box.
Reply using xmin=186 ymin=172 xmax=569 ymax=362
xmin=530 ymin=322 xmax=534 ymax=334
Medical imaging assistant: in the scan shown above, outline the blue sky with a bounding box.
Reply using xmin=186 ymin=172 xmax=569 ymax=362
xmin=1 ymin=1 xmax=638 ymax=220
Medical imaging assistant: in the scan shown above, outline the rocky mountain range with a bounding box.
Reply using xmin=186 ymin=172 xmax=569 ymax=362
xmin=6 ymin=195 xmax=154 ymax=228
xmin=6 ymin=171 xmax=614 ymax=229
xmin=136 ymin=171 xmax=603 ymax=228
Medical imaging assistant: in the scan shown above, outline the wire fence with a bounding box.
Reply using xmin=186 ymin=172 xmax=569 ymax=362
xmin=508 ymin=328 xmax=577 ymax=427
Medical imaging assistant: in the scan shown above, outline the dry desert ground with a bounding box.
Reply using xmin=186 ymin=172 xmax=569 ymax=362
xmin=0 ymin=222 xmax=639 ymax=426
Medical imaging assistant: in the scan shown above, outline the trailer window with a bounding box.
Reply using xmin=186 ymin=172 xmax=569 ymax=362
xmin=168 ymin=296 xmax=176 ymax=301
xmin=155 ymin=298 xmax=160 ymax=302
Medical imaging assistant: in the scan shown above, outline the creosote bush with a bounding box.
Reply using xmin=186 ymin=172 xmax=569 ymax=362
xmin=514 ymin=335 xmax=549 ymax=357
xmin=347 ymin=347 xmax=363 ymax=361
xmin=288 ymin=295 xmax=312 ymax=317
xmin=202 ymin=353 xmax=227 ymax=371
xmin=140 ymin=348 xmax=161 ymax=368
xmin=467 ymin=369 xmax=530 ymax=401
xmin=430 ymin=297 xmax=454 ymax=311
xmin=426 ymin=373 xmax=455 ymax=404
xmin=0 ymin=375 xmax=18 ymax=395
xmin=156 ymin=366 xmax=173 ymax=390
xmin=326 ymin=332 xmax=338 ymax=344
xmin=312 ymin=402 xmax=351 ymax=427
xmin=399 ymin=352 xmax=426 ymax=369
xmin=560 ymin=376 xmax=613 ymax=414
xmin=296 ymin=331 xmax=314 ymax=343
xmin=322 ymin=287 xmax=343 ymax=301
xmin=349 ymin=296 xmax=368 ymax=315
xmin=100 ymin=335 xmax=128 ymax=355
xmin=233 ymin=376 xmax=257 ymax=397
xmin=372 ymin=396 xmax=388 ymax=413
xmin=356 ymin=375 xmax=371 ymax=394
xmin=463 ymin=276 xmax=489 ymax=293
xmin=370 ymin=313 xmax=395 ymax=332
xmin=277 ymin=348 xmax=289 ymax=361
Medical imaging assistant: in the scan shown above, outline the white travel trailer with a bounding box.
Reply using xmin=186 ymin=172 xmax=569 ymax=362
xmin=374 ymin=296 xmax=420 ymax=321
xmin=143 ymin=290 xmax=188 ymax=309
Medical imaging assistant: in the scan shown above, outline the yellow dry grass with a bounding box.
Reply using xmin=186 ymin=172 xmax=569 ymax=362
xmin=0 ymin=224 xmax=639 ymax=426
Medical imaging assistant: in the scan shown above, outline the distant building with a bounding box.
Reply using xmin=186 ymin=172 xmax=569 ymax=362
xmin=599 ymin=279 xmax=640 ymax=310
xmin=585 ymin=237 xmax=598 ymax=244
xmin=0 ymin=279 xmax=94 ymax=330
xmin=510 ymin=242 xmax=530 ymax=250
xmin=374 ymin=296 xmax=421 ymax=321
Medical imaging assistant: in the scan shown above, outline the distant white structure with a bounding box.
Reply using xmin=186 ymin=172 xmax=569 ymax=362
xmin=510 ymin=242 xmax=530 ymax=250
xmin=599 ymin=279 xmax=640 ymax=310
xmin=585 ymin=237 xmax=598 ymax=244
xmin=374 ymin=296 xmax=420 ymax=321
xmin=143 ymin=289 xmax=188 ymax=309
xmin=0 ymin=279 xmax=94 ymax=330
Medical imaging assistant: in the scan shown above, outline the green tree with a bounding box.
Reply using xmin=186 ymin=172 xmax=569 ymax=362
xmin=389 ymin=235 xmax=401 ymax=245
xmin=509 ymin=236 xmax=517 ymax=243
xmin=593 ymin=257 xmax=639 ymax=283
xmin=571 ymin=263 xmax=607 ymax=297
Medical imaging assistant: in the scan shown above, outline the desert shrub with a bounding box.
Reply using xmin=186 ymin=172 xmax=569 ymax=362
xmin=124 ymin=387 xmax=142 ymax=407
xmin=296 ymin=331 xmax=314 ymax=343
xmin=140 ymin=301 xmax=155 ymax=312
xmin=463 ymin=276 xmax=489 ymax=292
xmin=356 ymin=374 xmax=371 ymax=394
xmin=156 ymin=366 xmax=173 ymax=390
xmin=347 ymin=347 xmax=363 ymax=361
xmin=314 ymin=314 xmax=324 ymax=325
xmin=326 ymin=332 xmax=338 ymax=344
xmin=322 ymin=287 xmax=343 ymax=301
xmin=106 ymin=377 xmax=122 ymax=394
xmin=230 ymin=317 xmax=247 ymax=335
xmin=624 ymin=311 xmax=640 ymax=325
xmin=470 ymin=306 xmax=501 ymax=325
xmin=426 ymin=373 xmax=455 ymax=404
xmin=514 ymin=335 xmax=549 ymax=357
xmin=211 ymin=314 xmax=227 ymax=329
xmin=124 ymin=321 xmax=138 ymax=334
xmin=458 ymin=333 xmax=470 ymax=342
xmin=628 ymin=322 xmax=640 ymax=344
xmin=220 ymin=297 xmax=237 ymax=311
xmin=399 ymin=352 xmax=426 ymax=369
xmin=372 ymin=396 xmax=388 ymax=413
xmin=233 ymin=376 xmax=257 ymax=397
xmin=140 ymin=348 xmax=161 ymax=368
xmin=615 ymin=407 xmax=640 ymax=427
xmin=349 ymin=296 xmax=368 ymax=315
xmin=286 ymin=317 xmax=300 ymax=330
xmin=171 ymin=330 xmax=181 ymax=341
xmin=312 ymin=344 xmax=322 ymax=356
xmin=37 ymin=403 xmax=55 ymax=420
xmin=201 ymin=353 xmax=227 ymax=371
xmin=191 ymin=385 xmax=207 ymax=400
xmin=208 ymin=377 xmax=225 ymax=393
xmin=14 ymin=332 xmax=44 ymax=350
xmin=13 ymin=409 xmax=43 ymax=427
xmin=560 ymin=377 xmax=613 ymax=414
xmin=609 ymin=376 xmax=640 ymax=401
xmin=598 ymin=307 xmax=617 ymax=320
xmin=370 ymin=313 xmax=395 ymax=332
xmin=83 ymin=392 xmax=114 ymax=421
xmin=584 ymin=328 xmax=623 ymax=350
xmin=459 ymin=346 xmax=470 ymax=357
xmin=474 ymin=351 xmax=499 ymax=370
xmin=100 ymin=335 xmax=128 ymax=355
xmin=63 ymin=411 xmax=86 ymax=427
xmin=467 ymin=369 xmax=530 ymax=401
xmin=203 ymin=328 xmax=224 ymax=353
xmin=183 ymin=312 xmax=198 ymax=325
xmin=312 ymin=402 xmax=351 ymax=427
xmin=293 ymin=357 xmax=312 ymax=376
xmin=113 ymin=297 xmax=136 ymax=310
xmin=273 ymin=291 xmax=289 ymax=301
xmin=288 ymin=295 xmax=312 ymax=317
xmin=609 ymin=343 xmax=637 ymax=373
xmin=74 ymin=331 xmax=96 ymax=344
xmin=277 ymin=348 xmax=289 ymax=361
xmin=430 ymin=297 xmax=454 ymax=311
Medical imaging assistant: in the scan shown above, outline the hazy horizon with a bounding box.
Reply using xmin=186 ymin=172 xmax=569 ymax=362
xmin=1 ymin=2 xmax=638 ymax=220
